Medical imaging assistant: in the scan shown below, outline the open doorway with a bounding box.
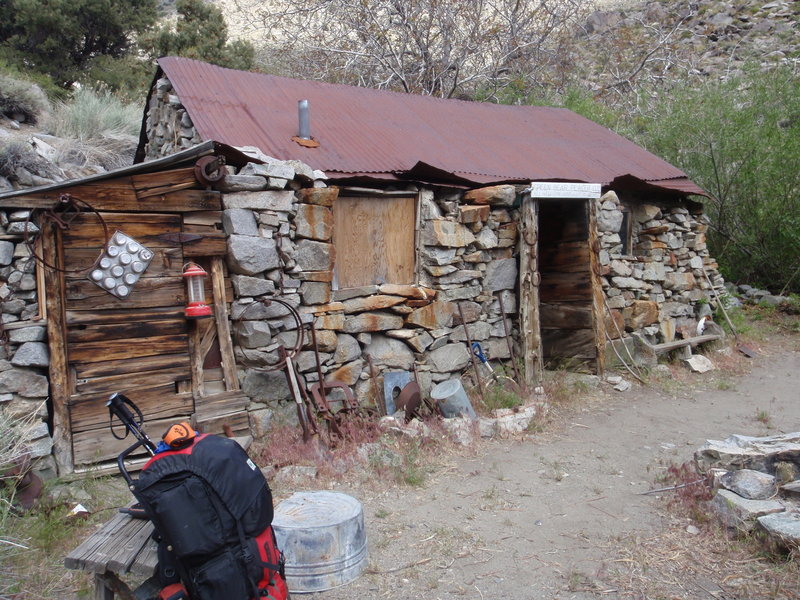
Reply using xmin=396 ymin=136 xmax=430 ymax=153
xmin=537 ymin=199 xmax=601 ymax=372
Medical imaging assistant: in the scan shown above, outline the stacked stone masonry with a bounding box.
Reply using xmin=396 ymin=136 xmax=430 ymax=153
xmin=0 ymin=211 xmax=56 ymax=479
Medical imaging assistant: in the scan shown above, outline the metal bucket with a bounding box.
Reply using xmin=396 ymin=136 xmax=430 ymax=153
xmin=430 ymin=379 xmax=477 ymax=419
xmin=272 ymin=491 xmax=368 ymax=594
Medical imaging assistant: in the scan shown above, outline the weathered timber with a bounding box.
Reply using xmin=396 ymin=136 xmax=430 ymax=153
xmin=519 ymin=196 xmax=543 ymax=387
xmin=334 ymin=195 xmax=414 ymax=288
xmin=210 ymin=257 xmax=239 ymax=390
xmin=72 ymin=414 xmax=191 ymax=465
xmin=540 ymin=302 xmax=594 ymax=329
xmin=587 ymin=199 xmax=606 ymax=376
xmin=67 ymin=318 xmax=188 ymax=343
xmin=66 ymin=306 xmax=185 ymax=326
xmin=194 ymin=390 xmax=248 ymax=421
xmin=42 ymin=223 xmax=73 ymax=473
xmin=75 ymin=365 xmax=191 ymax=395
xmin=73 ymin=353 xmax=191 ymax=380
xmin=65 ymin=277 xmax=184 ymax=310
xmin=69 ymin=385 xmax=192 ymax=434
xmin=60 ymin=213 xmax=181 ymax=247
xmin=68 ymin=333 xmax=188 ymax=364
xmin=64 ymin=510 xmax=153 ymax=573
xmin=539 ymin=241 xmax=591 ymax=273
xmin=195 ymin=411 xmax=249 ymax=437
xmin=182 ymin=211 xmax=223 ymax=227
xmin=541 ymin=328 xmax=597 ymax=360
xmin=181 ymin=232 xmax=227 ymax=257
xmin=188 ymin=318 xmax=217 ymax=398
xmin=63 ymin=247 xmax=182 ymax=278
xmin=539 ymin=271 xmax=593 ymax=302
xmin=11 ymin=184 xmax=220 ymax=213
xmin=130 ymin=167 xmax=197 ymax=192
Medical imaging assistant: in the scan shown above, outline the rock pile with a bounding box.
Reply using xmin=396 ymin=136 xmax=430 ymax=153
xmin=724 ymin=282 xmax=796 ymax=310
xmin=696 ymin=433 xmax=800 ymax=548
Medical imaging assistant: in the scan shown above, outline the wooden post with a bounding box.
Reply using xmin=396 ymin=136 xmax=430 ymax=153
xmin=587 ymin=199 xmax=607 ymax=377
xmin=41 ymin=223 xmax=74 ymax=474
xmin=519 ymin=196 xmax=543 ymax=388
xmin=210 ymin=257 xmax=239 ymax=391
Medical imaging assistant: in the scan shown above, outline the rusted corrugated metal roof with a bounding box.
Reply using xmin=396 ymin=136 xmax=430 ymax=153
xmin=141 ymin=57 xmax=705 ymax=195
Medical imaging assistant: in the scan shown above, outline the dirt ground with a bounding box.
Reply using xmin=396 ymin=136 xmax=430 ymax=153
xmin=285 ymin=343 xmax=800 ymax=600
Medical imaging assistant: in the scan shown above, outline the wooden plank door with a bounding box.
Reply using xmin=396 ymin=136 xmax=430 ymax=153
xmin=59 ymin=212 xmax=194 ymax=467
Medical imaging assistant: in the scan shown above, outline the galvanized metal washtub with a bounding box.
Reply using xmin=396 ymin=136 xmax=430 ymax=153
xmin=272 ymin=491 xmax=368 ymax=594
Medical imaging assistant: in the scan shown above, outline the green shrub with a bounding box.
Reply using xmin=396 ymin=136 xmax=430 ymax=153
xmin=45 ymin=88 xmax=142 ymax=141
xmin=0 ymin=73 xmax=51 ymax=123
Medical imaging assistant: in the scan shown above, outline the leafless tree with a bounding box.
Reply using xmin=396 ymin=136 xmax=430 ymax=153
xmin=235 ymin=0 xmax=592 ymax=99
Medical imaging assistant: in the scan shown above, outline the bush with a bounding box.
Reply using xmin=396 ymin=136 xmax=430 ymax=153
xmin=0 ymin=140 xmax=60 ymax=180
xmin=0 ymin=73 xmax=51 ymax=124
xmin=45 ymin=87 xmax=142 ymax=142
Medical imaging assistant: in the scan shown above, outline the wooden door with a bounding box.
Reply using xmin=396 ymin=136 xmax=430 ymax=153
xmin=59 ymin=212 xmax=194 ymax=467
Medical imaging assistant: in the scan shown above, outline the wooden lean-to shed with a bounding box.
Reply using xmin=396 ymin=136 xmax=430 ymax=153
xmin=0 ymin=143 xmax=258 ymax=474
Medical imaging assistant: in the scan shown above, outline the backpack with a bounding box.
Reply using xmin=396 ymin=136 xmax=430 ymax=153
xmin=133 ymin=433 xmax=289 ymax=600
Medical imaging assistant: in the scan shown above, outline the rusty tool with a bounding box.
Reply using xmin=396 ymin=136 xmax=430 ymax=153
xmin=457 ymin=302 xmax=486 ymax=406
xmin=366 ymin=354 xmax=386 ymax=416
xmin=497 ymin=293 xmax=525 ymax=391
xmin=280 ymin=345 xmax=312 ymax=442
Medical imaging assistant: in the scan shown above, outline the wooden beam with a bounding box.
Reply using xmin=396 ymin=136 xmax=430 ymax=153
xmin=518 ymin=196 xmax=543 ymax=388
xmin=587 ymin=199 xmax=606 ymax=376
xmin=65 ymin=277 xmax=184 ymax=311
xmin=210 ymin=257 xmax=239 ymax=391
xmin=42 ymin=223 xmax=73 ymax=474
xmin=68 ymin=334 xmax=188 ymax=364
xmin=74 ymin=353 xmax=191 ymax=380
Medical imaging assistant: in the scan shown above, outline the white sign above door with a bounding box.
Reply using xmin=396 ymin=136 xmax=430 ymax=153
xmin=529 ymin=182 xmax=602 ymax=199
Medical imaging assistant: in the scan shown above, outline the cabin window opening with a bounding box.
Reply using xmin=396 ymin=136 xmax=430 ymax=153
xmin=333 ymin=194 xmax=417 ymax=289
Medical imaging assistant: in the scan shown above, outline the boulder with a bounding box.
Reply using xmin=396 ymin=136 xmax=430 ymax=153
xmin=362 ymin=334 xmax=414 ymax=370
xmin=227 ymin=236 xmax=279 ymax=275
xmin=711 ymin=489 xmax=784 ymax=532
xmin=429 ymin=343 xmax=470 ymax=372
xmin=720 ymin=469 xmax=777 ymax=500
xmin=294 ymin=204 xmax=333 ymax=241
xmin=422 ymin=220 xmax=476 ymax=247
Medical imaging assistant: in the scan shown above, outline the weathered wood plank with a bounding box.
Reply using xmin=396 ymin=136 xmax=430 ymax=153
xmin=539 ymin=271 xmax=593 ymax=302
xmin=60 ymin=213 xmax=181 ymax=247
xmin=63 ymin=247 xmax=183 ymax=278
xmin=210 ymin=257 xmax=239 ymax=391
xmin=65 ymin=277 xmax=184 ymax=310
xmin=130 ymin=167 xmax=197 ymax=192
xmin=188 ymin=318 xmax=216 ymax=398
xmin=65 ymin=510 xmax=150 ymax=572
xmin=66 ymin=306 xmax=185 ymax=326
xmin=518 ymin=196 xmax=543 ymax=387
xmin=73 ymin=414 xmax=191 ymax=464
xmin=69 ymin=385 xmax=193 ymax=434
xmin=67 ymin=318 xmax=188 ymax=343
xmin=541 ymin=328 xmax=597 ymax=360
xmin=181 ymin=232 xmax=227 ymax=257
xmin=540 ymin=302 xmax=594 ymax=329
xmin=194 ymin=391 xmax=248 ymax=421
xmin=42 ymin=224 xmax=73 ymax=473
xmin=539 ymin=241 xmax=590 ymax=273
xmin=68 ymin=333 xmax=188 ymax=364
xmin=334 ymin=195 xmax=414 ymax=288
xmin=587 ymin=199 xmax=606 ymax=376
xmin=11 ymin=184 xmax=221 ymax=213
xmin=130 ymin=536 xmax=158 ymax=577
xmin=195 ymin=411 xmax=249 ymax=437
xmin=74 ymin=353 xmax=191 ymax=379
xmin=75 ymin=365 xmax=191 ymax=395
xmin=182 ymin=211 xmax=222 ymax=227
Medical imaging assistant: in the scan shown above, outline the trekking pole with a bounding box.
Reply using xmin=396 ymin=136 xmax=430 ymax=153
xmin=107 ymin=392 xmax=157 ymax=486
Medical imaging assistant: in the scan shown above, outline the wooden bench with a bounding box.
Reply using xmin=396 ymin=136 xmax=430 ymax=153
xmin=65 ymin=510 xmax=157 ymax=600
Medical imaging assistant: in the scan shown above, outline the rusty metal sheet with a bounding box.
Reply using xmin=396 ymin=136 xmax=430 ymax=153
xmin=147 ymin=57 xmax=706 ymax=196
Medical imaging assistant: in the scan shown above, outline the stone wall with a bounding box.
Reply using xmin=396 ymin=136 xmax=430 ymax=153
xmin=0 ymin=211 xmax=55 ymax=479
xmin=216 ymin=159 xmax=521 ymax=429
xmin=596 ymin=190 xmax=724 ymax=344
xmin=142 ymin=77 xmax=203 ymax=160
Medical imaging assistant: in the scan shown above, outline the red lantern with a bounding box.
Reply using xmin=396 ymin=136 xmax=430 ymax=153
xmin=183 ymin=263 xmax=212 ymax=319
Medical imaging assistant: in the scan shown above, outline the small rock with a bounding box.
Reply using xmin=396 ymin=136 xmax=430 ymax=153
xmin=684 ymin=355 xmax=714 ymax=373
xmin=720 ymin=469 xmax=776 ymax=500
xmin=614 ymin=379 xmax=632 ymax=392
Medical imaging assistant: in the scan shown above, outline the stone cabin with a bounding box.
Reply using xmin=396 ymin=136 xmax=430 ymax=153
xmin=0 ymin=57 xmax=724 ymax=476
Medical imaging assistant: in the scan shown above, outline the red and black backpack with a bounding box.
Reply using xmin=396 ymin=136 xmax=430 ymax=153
xmin=134 ymin=433 xmax=289 ymax=600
